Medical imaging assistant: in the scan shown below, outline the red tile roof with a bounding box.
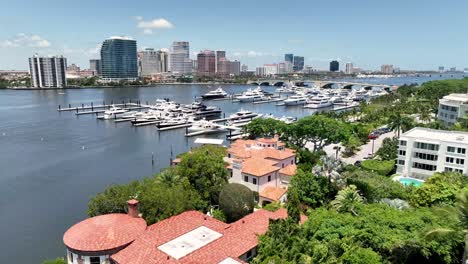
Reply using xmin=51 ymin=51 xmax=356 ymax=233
xmin=111 ymin=209 xmax=300 ymax=264
xmin=279 ymin=164 xmax=297 ymax=176
xmin=260 ymin=187 xmax=288 ymax=201
xmin=241 ymin=158 xmax=280 ymax=176
xmin=63 ymin=214 xmax=147 ymax=252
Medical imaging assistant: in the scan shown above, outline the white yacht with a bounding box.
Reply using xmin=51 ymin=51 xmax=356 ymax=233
xmin=201 ymin=87 xmax=228 ymax=99
xmin=305 ymin=97 xmax=333 ymax=109
xmin=188 ymin=119 xmax=225 ymax=133
xmin=237 ymin=88 xmax=264 ymax=102
xmin=229 ymin=109 xmax=255 ymax=119
xmin=103 ymin=106 xmax=128 ymax=119
xmin=283 ymin=94 xmax=308 ymax=106
xmin=275 ymin=86 xmax=295 ymax=94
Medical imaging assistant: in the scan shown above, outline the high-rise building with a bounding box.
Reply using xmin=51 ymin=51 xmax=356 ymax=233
xmin=263 ymin=64 xmax=278 ymax=76
xmin=138 ymin=48 xmax=159 ymax=77
xmin=438 ymin=66 xmax=445 ymax=73
xmin=29 ymin=54 xmax=67 ymax=88
xmin=256 ymin=66 xmax=266 ymax=77
xmin=329 ymin=60 xmax=339 ymax=72
xmin=215 ymin=51 xmax=226 ymax=73
xmin=170 ymin=41 xmax=192 ymax=76
xmin=100 ymin=37 xmax=138 ymax=81
xmin=285 ymin=54 xmax=293 ymax=64
xmin=450 ymin=67 xmax=457 ymax=72
xmin=293 ymin=56 xmax=304 ymax=71
xmin=381 ymin=64 xmax=394 ymax=74
xmin=158 ymin=50 xmax=169 ymax=73
xmin=197 ymin=50 xmax=216 ymax=76
xmin=89 ymin=59 xmax=102 ymax=76
xmin=277 ymin=61 xmax=293 ymax=74
xmin=229 ymin=60 xmax=241 ymax=76
xmin=345 ymin=62 xmax=354 ymax=74
xmin=241 ymin=64 xmax=248 ymax=72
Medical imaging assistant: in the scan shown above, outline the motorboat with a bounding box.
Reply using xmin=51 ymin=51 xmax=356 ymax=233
xmin=103 ymin=106 xmax=128 ymax=119
xmin=188 ymin=119 xmax=225 ymax=133
xmin=156 ymin=116 xmax=190 ymax=128
xmin=305 ymin=97 xmax=333 ymax=109
xmin=275 ymin=86 xmax=295 ymax=94
xmin=237 ymin=88 xmax=264 ymax=102
xmin=283 ymin=95 xmax=308 ymax=106
xmin=201 ymin=87 xmax=228 ymax=99
xmin=229 ymin=109 xmax=255 ymax=120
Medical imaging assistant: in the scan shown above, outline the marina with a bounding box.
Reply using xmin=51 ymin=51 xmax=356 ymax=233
xmin=2 ymin=73 xmax=464 ymax=264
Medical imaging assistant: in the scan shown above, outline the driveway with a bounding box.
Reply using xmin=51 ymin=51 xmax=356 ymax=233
xmin=319 ymin=130 xmax=396 ymax=165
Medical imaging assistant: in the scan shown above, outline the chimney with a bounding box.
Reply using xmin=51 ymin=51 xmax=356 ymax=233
xmin=127 ymin=199 xmax=139 ymax=218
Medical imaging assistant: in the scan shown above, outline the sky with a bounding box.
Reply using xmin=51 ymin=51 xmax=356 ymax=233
xmin=0 ymin=0 xmax=467 ymax=71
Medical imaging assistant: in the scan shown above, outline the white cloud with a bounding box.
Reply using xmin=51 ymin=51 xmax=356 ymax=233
xmin=1 ymin=33 xmax=51 ymax=48
xmin=136 ymin=17 xmax=174 ymax=34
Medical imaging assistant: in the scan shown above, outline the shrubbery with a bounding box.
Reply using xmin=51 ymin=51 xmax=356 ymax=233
xmin=361 ymin=159 xmax=395 ymax=176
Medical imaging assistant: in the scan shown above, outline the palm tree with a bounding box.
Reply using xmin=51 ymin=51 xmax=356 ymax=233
xmin=426 ymin=189 xmax=468 ymax=264
xmin=156 ymin=168 xmax=180 ymax=187
xmin=331 ymin=185 xmax=363 ymax=216
xmin=388 ymin=112 xmax=414 ymax=137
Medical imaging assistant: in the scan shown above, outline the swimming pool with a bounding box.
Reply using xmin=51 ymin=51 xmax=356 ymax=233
xmin=398 ymin=177 xmax=424 ymax=187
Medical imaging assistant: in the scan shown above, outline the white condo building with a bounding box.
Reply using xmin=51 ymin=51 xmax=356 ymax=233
xmin=437 ymin=93 xmax=468 ymax=126
xmin=345 ymin=62 xmax=353 ymax=74
xmin=169 ymin=41 xmax=192 ymax=75
xmin=138 ymin=48 xmax=169 ymax=77
xmin=29 ymin=54 xmax=67 ymax=88
xmin=397 ymin=128 xmax=468 ymax=180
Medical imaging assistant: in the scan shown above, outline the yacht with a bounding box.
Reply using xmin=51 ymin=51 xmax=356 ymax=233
xmin=275 ymin=86 xmax=295 ymax=94
xmin=237 ymin=88 xmax=264 ymax=102
xmin=305 ymin=97 xmax=333 ymax=109
xmin=188 ymin=119 xmax=225 ymax=133
xmin=156 ymin=116 xmax=190 ymax=128
xmin=103 ymin=106 xmax=128 ymax=119
xmin=229 ymin=109 xmax=255 ymax=120
xmin=351 ymin=90 xmax=369 ymax=101
xmin=201 ymin=87 xmax=228 ymax=99
xmin=283 ymin=95 xmax=308 ymax=106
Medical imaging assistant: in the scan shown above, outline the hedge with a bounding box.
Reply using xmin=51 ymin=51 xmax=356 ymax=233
xmin=360 ymin=159 xmax=395 ymax=176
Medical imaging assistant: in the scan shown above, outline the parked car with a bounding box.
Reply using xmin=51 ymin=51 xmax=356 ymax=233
xmin=368 ymin=133 xmax=379 ymax=140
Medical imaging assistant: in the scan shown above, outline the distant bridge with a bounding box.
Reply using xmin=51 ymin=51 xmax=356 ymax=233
xmin=246 ymin=80 xmax=398 ymax=91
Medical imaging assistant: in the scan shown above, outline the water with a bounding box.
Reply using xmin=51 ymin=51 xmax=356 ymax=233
xmin=398 ymin=177 xmax=424 ymax=187
xmin=0 ymin=74 xmax=464 ymax=264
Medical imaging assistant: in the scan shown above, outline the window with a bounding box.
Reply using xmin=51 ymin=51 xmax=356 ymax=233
xmin=90 ymin=257 xmax=100 ymax=264
xmin=456 ymin=158 xmax=465 ymax=165
xmin=414 ymin=152 xmax=438 ymax=161
xmin=445 ymin=167 xmax=453 ymax=172
xmin=246 ymin=249 xmax=253 ymax=260
xmin=268 ymin=175 xmax=271 ymax=182
xmin=415 ymin=142 xmax=439 ymax=151
xmin=455 ymin=169 xmax=463 ymax=173
xmin=397 ymin=160 xmax=405 ymax=165
xmin=458 ymin=148 xmax=466 ymax=154
xmin=446 ymin=157 xmax=454 ymax=163
xmin=412 ymin=162 xmax=437 ymax=171
xmin=291 ymin=160 xmax=294 ymax=164
xmin=68 ymin=252 xmax=73 ymax=262
xmin=448 ymin=146 xmax=456 ymax=153
xmin=399 ymin=140 xmax=407 ymax=146
xmin=244 ymin=176 xmax=248 ymax=182
xmin=399 ymin=150 xmax=406 ymax=156
xmin=252 ymin=178 xmax=257 ymax=185
xmin=282 ymin=164 xmax=284 ymax=168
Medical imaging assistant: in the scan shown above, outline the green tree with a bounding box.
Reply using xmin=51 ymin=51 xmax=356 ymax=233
xmin=345 ymin=170 xmax=410 ymax=202
xmin=290 ymin=169 xmax=336 ymax=208
xmin=331 ymin=185 xmax=363 ymax=215
xmin=219 ymin=183 xmax=255 ymax=222
xmin=87 ymin=180 xmax=140 ymax=217
xmin=360 ymin=159 xmax=395 ymax=176
xmin=286 ymin=115 xmax=350 ymax=150
xmin=244 ymin=118 xmax=286 ymax=139
xmin=176 ymin=145 xmax=228 ymax=205
xmin=286 ymin=187 xmax=301 ymax=223
xmin=426 ymin=189 xmax=468 ymax=264
xmin=211 ymin=208 xmax=227 ymax=222
xmin=155 ymin=167 xmax=181 ymax=187
xmin=387 ymin=112 xmax=414 ymax=137
xmin=376 ymin=137 xmax=398 ymax=161
xmin=411 ymin=172 xmax=467 ymax=207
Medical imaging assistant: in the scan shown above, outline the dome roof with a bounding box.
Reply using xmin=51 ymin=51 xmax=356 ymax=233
xmin=63 ymin=213 xmax=146 ymax=252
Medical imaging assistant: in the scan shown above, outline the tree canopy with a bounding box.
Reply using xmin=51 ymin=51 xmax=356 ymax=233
xmin=219 ymin=183 xmax=255 ymax=223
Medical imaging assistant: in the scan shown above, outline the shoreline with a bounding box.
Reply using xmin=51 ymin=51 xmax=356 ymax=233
xmin=4 ymin=82 xmax=251 ymax=90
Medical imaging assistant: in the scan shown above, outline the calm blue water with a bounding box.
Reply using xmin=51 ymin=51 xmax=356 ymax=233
xmin=399 ymin=178 xmax=423 ymax=187
xmin=0 ymin=74 xmax=464 ymax=263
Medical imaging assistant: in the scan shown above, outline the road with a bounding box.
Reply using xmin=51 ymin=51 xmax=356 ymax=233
xmin=319 ymin=130 xmax=396 ymax=165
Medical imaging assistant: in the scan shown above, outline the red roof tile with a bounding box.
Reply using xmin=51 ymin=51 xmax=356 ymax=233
xmin=63 ymin=214 xmax=147 ymax=252
xmin=260 ymin=187 xmax=288 ymax=201
xmin=279 ymin=164 xmax=297 ymax=176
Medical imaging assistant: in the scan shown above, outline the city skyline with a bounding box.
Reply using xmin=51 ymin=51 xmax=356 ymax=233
xmin=0 ymin=0 xmax=467 ymax=70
